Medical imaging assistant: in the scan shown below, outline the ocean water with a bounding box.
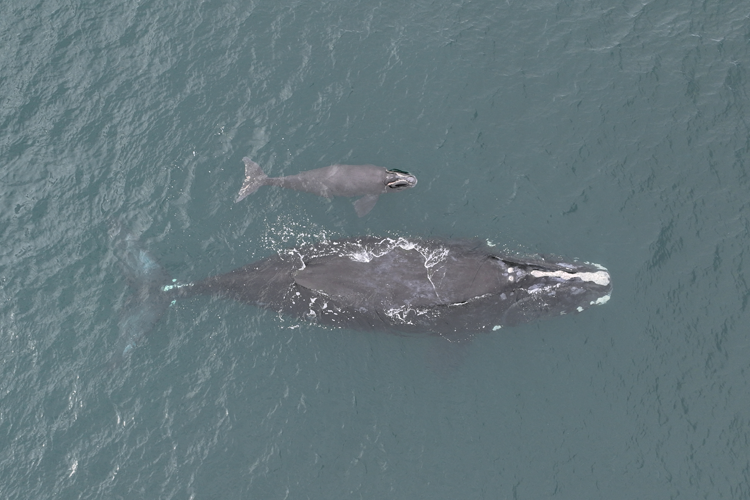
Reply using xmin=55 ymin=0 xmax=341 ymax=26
xmin=2 ymin=0 xmax=749 ymax=498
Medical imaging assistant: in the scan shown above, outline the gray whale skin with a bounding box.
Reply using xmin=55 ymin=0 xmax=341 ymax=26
xmin=173 ymin=236 xmax=612 ymax=336
xmin=235 ymin=158 xmax=418 ymax=217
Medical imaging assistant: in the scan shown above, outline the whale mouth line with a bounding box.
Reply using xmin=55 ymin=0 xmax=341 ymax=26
xmin=387 ymin=180 xmax=412 ymax=189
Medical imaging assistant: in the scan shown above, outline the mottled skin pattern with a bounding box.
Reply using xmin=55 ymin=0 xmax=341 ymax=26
xmin=110 ymin=232 xmax=611 ymax=362
xmin=179 ymin=237 xmax=612 ymax=338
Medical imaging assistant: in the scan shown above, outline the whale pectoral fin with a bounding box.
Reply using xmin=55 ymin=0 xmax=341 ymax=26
xmin=353 ymin=194 xmax=379 ymax=217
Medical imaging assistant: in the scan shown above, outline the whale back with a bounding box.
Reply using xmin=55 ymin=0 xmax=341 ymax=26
xmin=293 ymin=245 xmax=510 ymax=310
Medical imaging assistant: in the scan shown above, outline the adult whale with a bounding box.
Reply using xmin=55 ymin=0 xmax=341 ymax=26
xmin=235 ymin=158 xmax=418 ymax=216
xmin=109 ymin=227 xmax=612 ymax=363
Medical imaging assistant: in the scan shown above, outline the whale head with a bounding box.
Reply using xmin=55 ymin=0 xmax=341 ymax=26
xmin=385 ymin=169 xmax=418 ymax=191
xmin=498 ymin=258 xmax=612 ymax=326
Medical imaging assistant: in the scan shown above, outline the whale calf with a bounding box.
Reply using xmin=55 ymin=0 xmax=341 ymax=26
xmin=110 ymin=230 xmax=612 ymax=361
xmin=235 ymin=158 xmax=418 ymax=216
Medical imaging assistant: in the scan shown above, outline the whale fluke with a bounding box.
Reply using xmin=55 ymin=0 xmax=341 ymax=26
xmin=105 ymin=231 xmax=612 ymax=363
xmin=157 ymin=236 xmax=612 ymax=337
xmin=108 ymin=223 xmax=172 ymax=366
xmin=235 ymin=157 xmax=269 ymax=202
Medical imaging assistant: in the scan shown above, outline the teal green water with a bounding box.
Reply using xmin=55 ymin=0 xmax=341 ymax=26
xmin=2 ymin=0 xmax=749 ymax=498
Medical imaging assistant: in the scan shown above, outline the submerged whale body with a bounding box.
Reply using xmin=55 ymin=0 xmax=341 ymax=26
xmin=235 ymin=158 xmax=418 ymax=216
xmin=110 ymin=229 xmax=612 ymax=361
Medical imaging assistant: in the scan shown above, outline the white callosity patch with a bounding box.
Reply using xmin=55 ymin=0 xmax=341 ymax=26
xmin=530 ymin=268 xmax=610 ymax=287
xmin=592 ymin=294 xmax=611 ymax=305
xmin=527 ymin=282 xmax=561 ymax=294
